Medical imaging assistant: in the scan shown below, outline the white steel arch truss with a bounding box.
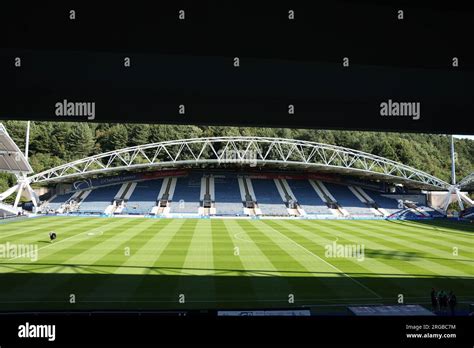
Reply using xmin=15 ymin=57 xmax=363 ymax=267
xmin=26 ymin=137 xmax=450 ymax=190
xmin=458 ymin=172 xmax=474 ymax=190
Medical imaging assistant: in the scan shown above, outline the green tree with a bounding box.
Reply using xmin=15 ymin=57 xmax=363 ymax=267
xmin=372 ymin=140 xmax=398 ymax=161
xmin=29 ymin=153 xmax=63 ymax=173
xmin=107 ymin=124 xmax=129 ymax=150
xmin=128 ymin=124 xmax=150 ymax=146
xmin=66 ymin=123 xmax=95 ymax=159
xmin=3 ymin=121 xmax=28 ymax=150
xmin=50 ymin=123 xmax=71 ymax=158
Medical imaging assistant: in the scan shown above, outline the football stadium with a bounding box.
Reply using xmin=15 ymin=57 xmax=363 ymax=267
xmin=0 ymin=122 xmax=473 ymax=315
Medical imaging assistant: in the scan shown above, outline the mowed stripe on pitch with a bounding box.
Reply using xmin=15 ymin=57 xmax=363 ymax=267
xmin=259 ymin=220 xmax=382 ymax=299
xmin=266 ymin=219 xmax=412 ymax=299
xmin=40 ymin=218 xmax=144 ymax=269
xmin=294 ymin=219 xmax=474 ymax=297
xmin=0 ymin=217 xmax=111 ymax=273
xmin=356 ymin=220 xmax=474 ymax=250
xmin=297 ymin=218 xmax=471 ymax=290
xmin=129 ymin=220 xmax=198 ymax=305
xmin=181 ymin=220 xmax=215 ymax=275
xmin=224 ymin=219 xmax=283 ymax=277
xmin=0 ymin=216 xmax=105 ymax=248
xmin=269 ymin=219 xmax=405 ymax=277
xmin=323 ymin=220 xmax=473 ymax=277
xmin=225 ymin=219 xmax=296 ymax=303
xmin=98 ymin=219 xmax=176 ymax=275
xmin=0 ymin=216 xmax=472 ymax=310
xmin=128 ymin=219 xmax=189 ymax=303
xmin=176 ymin=219 xmax=217 ymax=304
xmin=83 ymin=219 xmax=176 ymax=302
xmin=346 ymin=220 xmax=474 ymax=269
xmin=0 ymin=216 xmax=96 ymax=242
xmin=0 ymin=218 xmax=142 ymax=302
xmin=382 ymin=220 xmax=474 ymax=241
xmin=211 ymin=220 xmax=256 ymax=303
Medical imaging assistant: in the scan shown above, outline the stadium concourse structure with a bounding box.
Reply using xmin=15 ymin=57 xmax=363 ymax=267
xmin=1 ymin=134 xmax=472 ymax=220
xmin=0 ymin=124 xmax=34 ymax=217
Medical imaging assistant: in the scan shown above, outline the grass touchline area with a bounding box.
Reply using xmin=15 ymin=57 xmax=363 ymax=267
xmin=0 ymin=216 xmax=472 ymax=312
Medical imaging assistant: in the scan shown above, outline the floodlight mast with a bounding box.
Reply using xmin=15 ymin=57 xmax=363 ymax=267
xmin=441 ymin=135 xmax=472 ymax=213
xmin=25 ymin=121 xmax=30 ymax=161
xmin=450 ymin=135 xmax=465 ymax=211
xmin=450 ymin=135 xmax=456 ymax=185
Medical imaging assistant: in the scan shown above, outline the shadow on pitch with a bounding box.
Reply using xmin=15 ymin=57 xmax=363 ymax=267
xmin=3 ymin=260 xmax=474 ymax=276
xmin=386 ymin=219 xmax=474 ymax=235
xmin=0 ymin=267 xmax=472 ymax=312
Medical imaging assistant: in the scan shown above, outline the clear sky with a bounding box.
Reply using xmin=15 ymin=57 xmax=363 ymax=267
xmin=453 ymin=135 xmax=474 ymax=140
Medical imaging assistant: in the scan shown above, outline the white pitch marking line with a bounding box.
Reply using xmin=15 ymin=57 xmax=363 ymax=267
xmin=4 ymin=229 xmax=102 ymax=262
xmin=0 ymin=217 xmax=70 ymax=240
xmin=233 ymin=232 xmax=277 ymax=246
xmin=262 ymin=222 xmax=383 ymax=299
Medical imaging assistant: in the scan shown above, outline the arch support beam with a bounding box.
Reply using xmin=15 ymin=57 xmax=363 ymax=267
xmin=26 ymin=137 xmax=450 ymax=190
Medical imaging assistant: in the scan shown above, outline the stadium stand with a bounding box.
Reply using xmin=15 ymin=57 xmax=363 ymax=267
xmin=152 ymin=177 xmax=176 ymax=214
xmin=116 ymin=182 xmax=136 ymax=201
xmin=47 ymin=191 xmax=75 ymax=211
xmin=77 ymin=184 xmax=121 ymax=214
xmin=419 ymin=206 xmax=445 ymax=217
xmin=170 ymin=174 xmax=202 ymax=214
xmin=122 ymin=179 xmax=163 ymax=215
xmin=287 ymin=179 xmax=332 ymax=215
xmin=324 ymin=182 xmax=374 ymax=216
xmin=214 ymin=175 xmax=243 ymax=215
xmin=364 ymin=190 xmax=403 ymax=215
xmin=399 ymin=209 xmax=424 ymax=219
xmin=460 ymin=206 xmax=474 ymax=218
xmin=40 ymin=171 xmax=452 ymax=219
xmin=252 ymin=179 xmax=288 ymax=215
xmin=37 ymin=171 xmax=451 ymax=219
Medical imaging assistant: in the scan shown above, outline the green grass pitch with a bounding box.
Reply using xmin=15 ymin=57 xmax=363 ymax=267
xmin=0 ymin=216 xmax=472 ymax=312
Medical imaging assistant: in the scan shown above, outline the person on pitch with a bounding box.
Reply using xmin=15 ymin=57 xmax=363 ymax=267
xmin=49 ymin=232 xmax=57 ymax=242
xmin=430 ymin=288 xmax=438 ymax=312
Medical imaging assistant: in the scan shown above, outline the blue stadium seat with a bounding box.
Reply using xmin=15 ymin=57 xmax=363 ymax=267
xmin=287 ymin=180 xmax=332 ymax=215
xmin=401 ymin=210 xmax=423 ymax=219
xmin=47 ymin=191 xmax=75 ymax=211
xmin=324 ymin=183 xmax=374 ymax=216
xmin=461 ymin=206 xmax=474 ymax=218
xmin=363 ymin=190 xmax=403 ymax=215
xmin=252 ymin=179 xmax=288 ymax=215
xmin=78 ymin=184 xmax=121 ymax=214
xmin=420 ymin=206 xmax=445 ymax=217
xmin=214 ymin=176 xmax=243 ymax=215
xmin=170 ymin=174 xmax=202 ymax=214
xmin=123 ymin=179 xmax=163 ymax=215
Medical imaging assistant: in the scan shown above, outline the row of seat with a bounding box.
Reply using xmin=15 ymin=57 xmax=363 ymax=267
xmin=46 ymin=175 xmax=415 ymax=216
xmin=121 ymin=179 xmax=163 ymax=215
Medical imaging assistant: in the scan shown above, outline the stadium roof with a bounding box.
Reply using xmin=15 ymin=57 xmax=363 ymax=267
xmin=0 ymin=123 xmax=33 ymax=174
xmin=458 ymin=173 xmax=474 ymax=191
xmin=26 ymin=137 xmax=450 ymax=190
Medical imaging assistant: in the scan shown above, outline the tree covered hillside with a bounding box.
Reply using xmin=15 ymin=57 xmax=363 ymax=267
xmin=1 ymin=121 xmax=472 ymax=193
